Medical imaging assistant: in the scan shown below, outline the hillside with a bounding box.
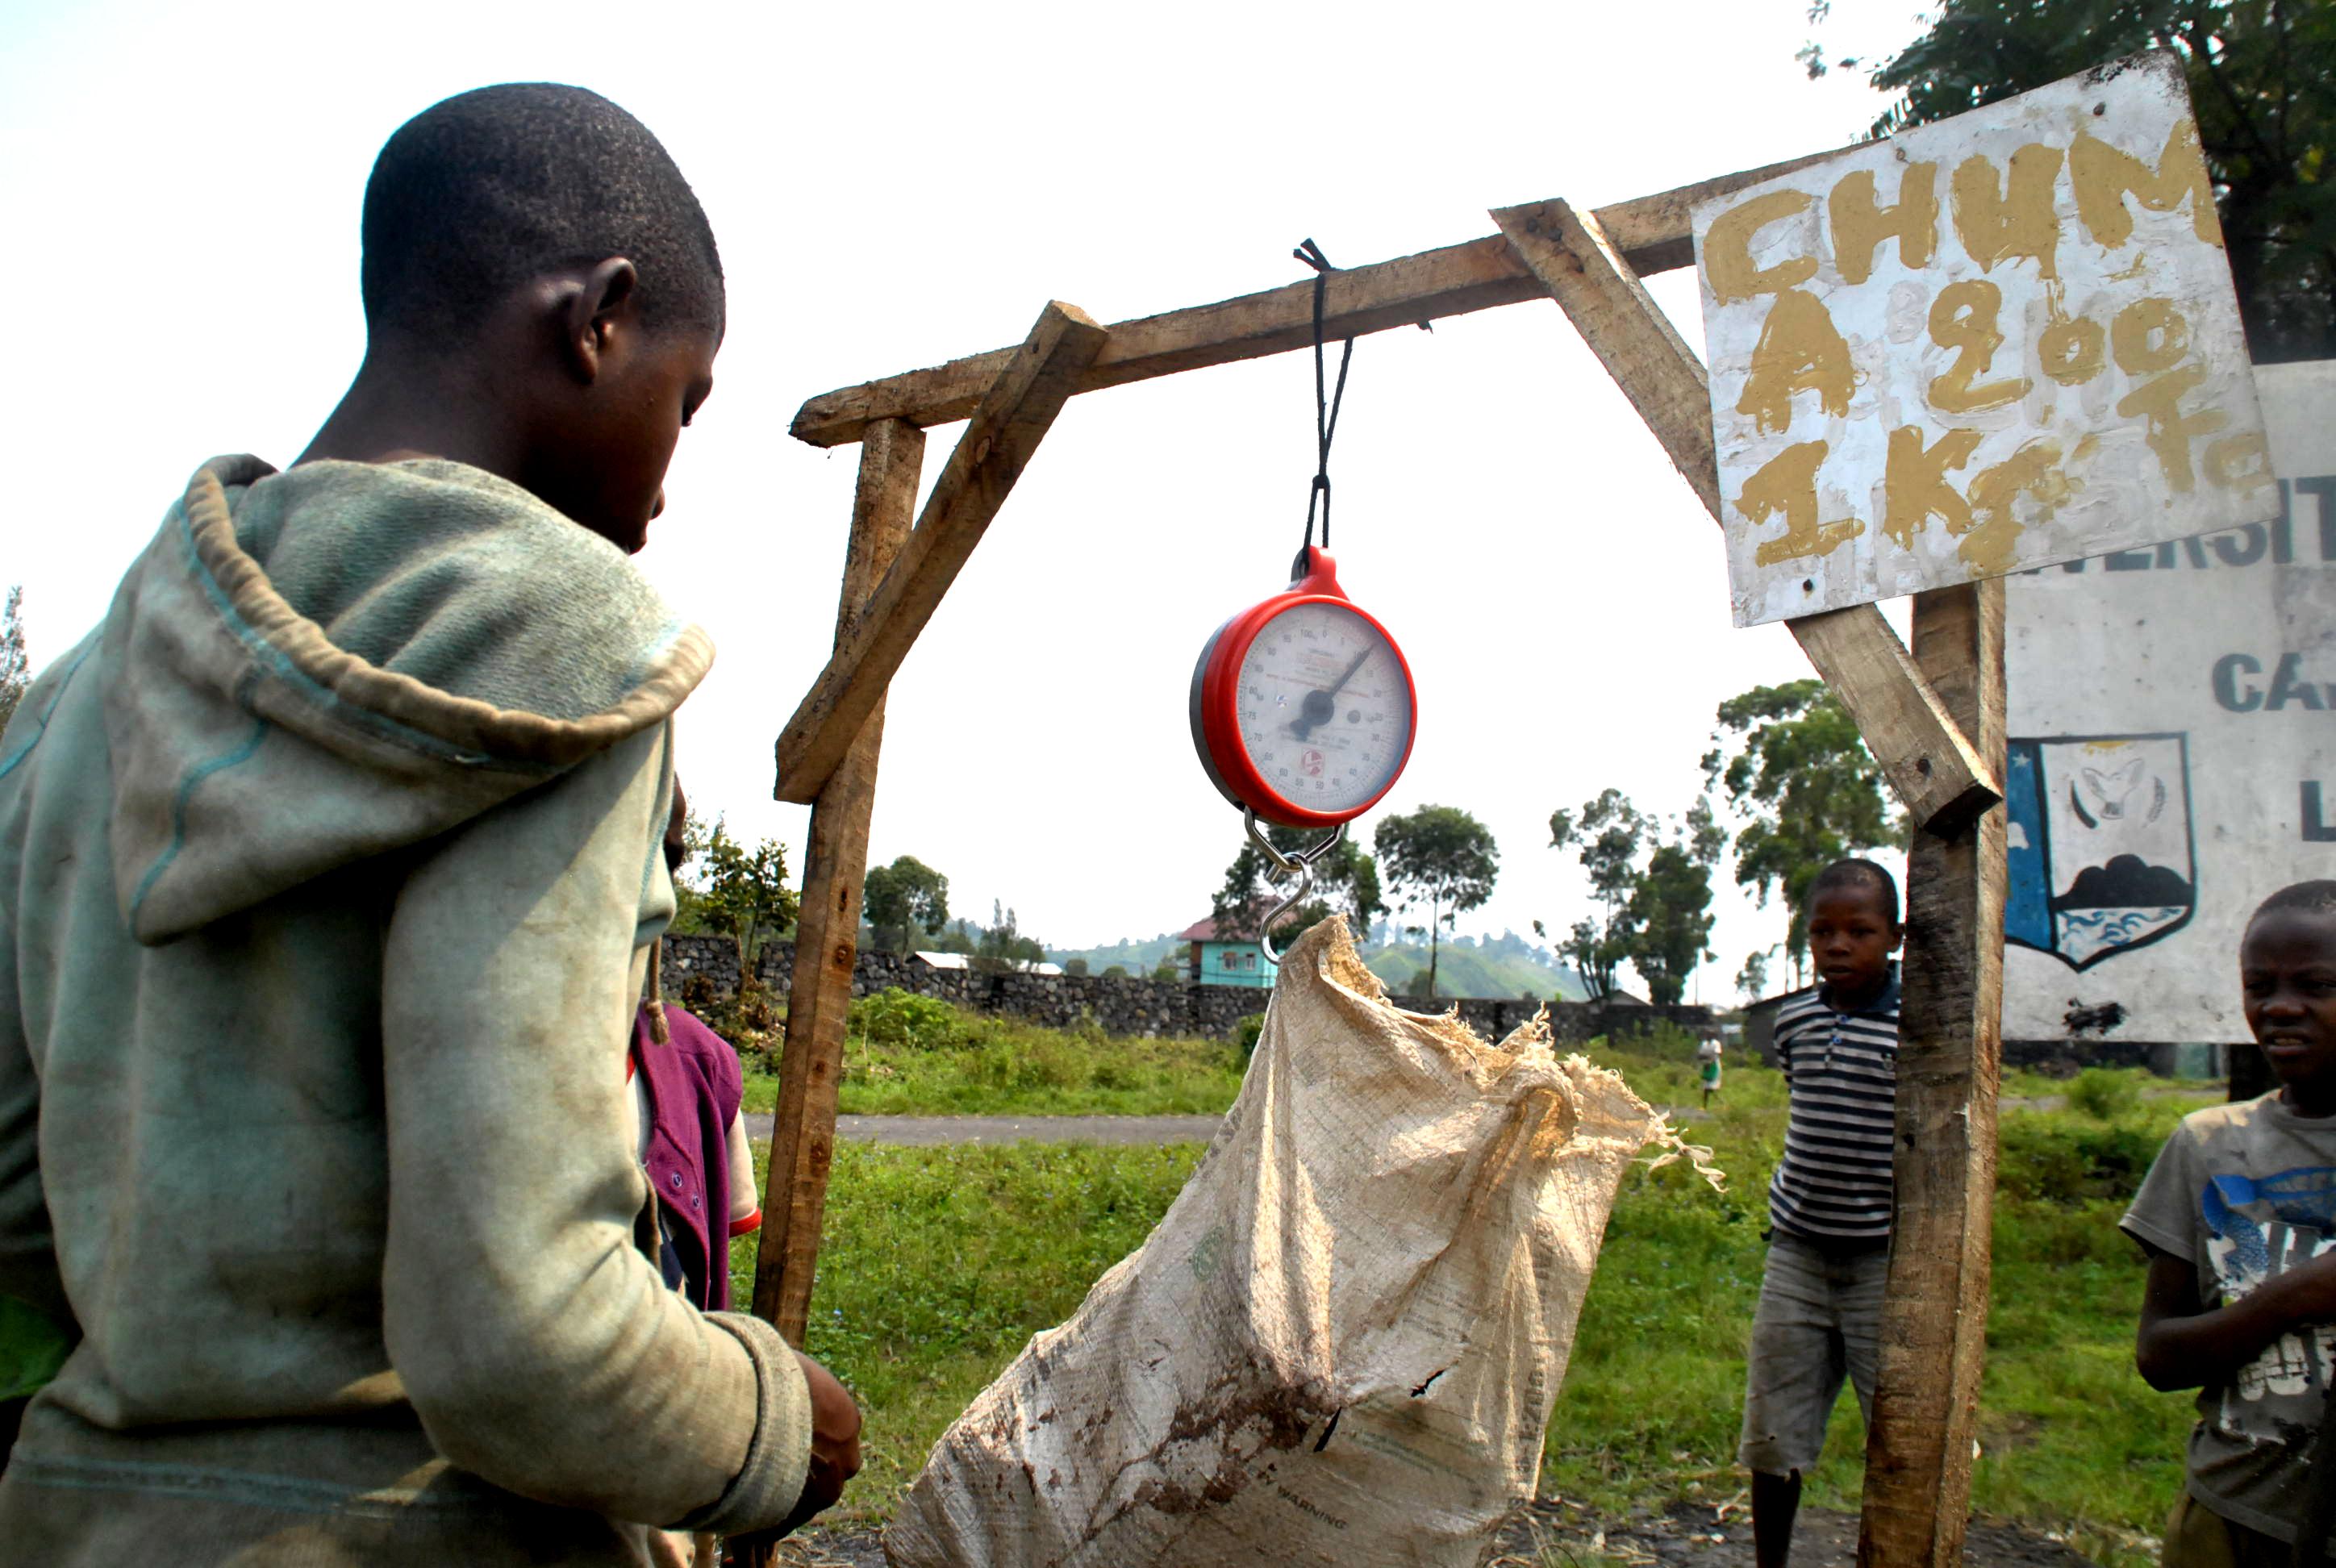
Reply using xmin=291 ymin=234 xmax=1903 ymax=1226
xmin=1358 ymin=930 xmax=1595 ymax=1001
xmin=1046 ymin=926 xmax=1593 ymax=1001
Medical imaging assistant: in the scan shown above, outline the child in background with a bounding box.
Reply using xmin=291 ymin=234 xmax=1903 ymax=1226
xmin=2124 ymin=881 xmax=2336 ymax=1568
xmin=1698 ymin=1034 xmax=1724 ymax=1109
xmin=632 ymin=778 xmax=763 ymax=1313
xmin=1738 ymin=859 xmax=1903 ymax=1568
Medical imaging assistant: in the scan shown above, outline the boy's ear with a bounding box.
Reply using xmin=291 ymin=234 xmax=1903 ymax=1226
xmin=558 ymin=257 xmax=640 ymax=386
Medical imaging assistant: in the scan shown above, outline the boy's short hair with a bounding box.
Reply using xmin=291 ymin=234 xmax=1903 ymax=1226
xmin=1806 ymin=858 xmax=1900 ymax=925
xmin=2250 ymin=880 xmax=2336 ymax=924
xmin=361 ymin=84 xmax=724 ymax=347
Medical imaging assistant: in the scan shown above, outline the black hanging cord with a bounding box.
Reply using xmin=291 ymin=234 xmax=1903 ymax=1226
xmin=1292 ymin=239 xmax=1354 ymax=573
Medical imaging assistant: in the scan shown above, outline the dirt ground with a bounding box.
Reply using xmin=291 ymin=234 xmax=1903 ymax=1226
xmin=770 ymin=1499 xmax=2104 ymax=1566
xmin=1483 ymin=1499 xmax=2103 ymax=1568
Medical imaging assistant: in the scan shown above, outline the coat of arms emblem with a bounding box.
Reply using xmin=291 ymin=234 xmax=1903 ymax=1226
xmin=2004 ymin=733 xmax=2197 ymax=970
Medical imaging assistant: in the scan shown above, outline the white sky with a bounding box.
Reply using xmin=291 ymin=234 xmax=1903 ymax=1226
xmin=0 ymin=0 xmax=1925 ymax=1000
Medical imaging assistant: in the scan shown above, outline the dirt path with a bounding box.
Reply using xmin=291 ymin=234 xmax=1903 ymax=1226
xmin=775 ymin=1500 xmax=2104 ymax=1567
xmin=741 ymin=1112 xmax=1222 ymax=1146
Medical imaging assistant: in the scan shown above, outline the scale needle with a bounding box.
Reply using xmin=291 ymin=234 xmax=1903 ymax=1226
xmin=1288 ymin=645 xmax=1373 ymax=740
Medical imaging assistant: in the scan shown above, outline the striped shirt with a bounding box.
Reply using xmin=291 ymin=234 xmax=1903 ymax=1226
xmin=1767 ymin=966 xmax=1900 ymax=1244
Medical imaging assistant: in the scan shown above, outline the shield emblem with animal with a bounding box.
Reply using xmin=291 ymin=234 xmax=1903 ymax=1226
xmin=2004 ymin=733 xmax=2198 ymax=971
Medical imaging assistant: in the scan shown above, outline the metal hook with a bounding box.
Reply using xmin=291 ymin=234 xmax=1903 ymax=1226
xmin=1245 ymin=808 xmax=1347 ymax=965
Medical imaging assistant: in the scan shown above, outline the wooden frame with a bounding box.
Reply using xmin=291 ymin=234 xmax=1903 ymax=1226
xmin=750 ymin=151 xmax=2009 ymax=1568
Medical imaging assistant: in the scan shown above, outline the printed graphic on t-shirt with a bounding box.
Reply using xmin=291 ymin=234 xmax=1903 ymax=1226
xmin=2202 ymin=1163 xmax=2336 ymax=1420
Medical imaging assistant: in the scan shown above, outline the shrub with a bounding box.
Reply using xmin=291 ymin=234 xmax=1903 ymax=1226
xmin=1235 ymin=1013 xmax=1266 ymax=1061
xmin=2066 ymin=1067 xmax=2142 ymax=1120
xmin=852 ymin=987 xmax=964 ymax=1049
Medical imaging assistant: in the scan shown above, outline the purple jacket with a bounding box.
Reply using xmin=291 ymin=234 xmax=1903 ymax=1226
xmin=632 ymin=1003 xmax=747 ymax=1312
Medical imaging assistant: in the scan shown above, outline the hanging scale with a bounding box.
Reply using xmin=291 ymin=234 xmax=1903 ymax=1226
xmin=1189 ymin=240 xmax=1419 ymax=959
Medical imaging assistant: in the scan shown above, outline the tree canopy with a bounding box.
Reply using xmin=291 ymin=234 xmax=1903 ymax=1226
xmin=696 ymin=820 xmax=799 ymax=970
xmin=1705 ymin=679 xmax=1905 ymax=981
xmin=1550 ymin=791 xmax=1724 ymax=1004
xmin=1802 ymin=0 xmax=2336 ymax=361
xmin=863 ymin=855 xmax=950 ymax=953
xmin=1373 ymin=805 xmax=1500 ymax=998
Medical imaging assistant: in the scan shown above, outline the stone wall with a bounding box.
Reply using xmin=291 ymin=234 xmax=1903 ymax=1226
xmin=659 ymin=932 xmax=1715 ymax=1045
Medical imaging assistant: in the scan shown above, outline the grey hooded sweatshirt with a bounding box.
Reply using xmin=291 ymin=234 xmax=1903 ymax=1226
xmin=0 ymin=457 xmax=811 ymax=1564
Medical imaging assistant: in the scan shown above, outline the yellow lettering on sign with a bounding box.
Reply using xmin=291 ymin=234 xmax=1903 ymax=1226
xmin=2111 ymin=297 xmax=2190 ymax=374
xmin=2116 ymin=363 xmax=2226 ymax=493
xmin=1963 ymin=439 xmax=2071 ymax=574
xmin=1738 ymin=440 xmax=1863 ymax=567
xmin=1705 ymin=190 xmax=1818 ymax=302
xmin=2071 ymin=119 xmax=2222 ymax=249
xmin=1928 ymin=280 xmax=2032 ymax=414
xmin=1950 ymin=145 xmax=2064 ymax=278
xmin=1829 ymin=163 xmax=1939 ymax=286
xmin=2206 ymin=432 xmax=2273 ymax=494
xmin=1882 ymin=426 xmax=1981 ymax=548
xmin=1737 ymin=289 xmax=1856 ymax=435
xmin=2038 ymin=310 xmax=2107 ymax=386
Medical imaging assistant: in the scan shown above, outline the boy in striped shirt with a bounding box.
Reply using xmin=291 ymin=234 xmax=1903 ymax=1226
xmin=1740 ymin=859 xmax=1903 ymax=1568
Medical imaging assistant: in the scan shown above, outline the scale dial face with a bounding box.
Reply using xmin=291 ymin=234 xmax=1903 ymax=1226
xmin=1232 ymin=601 xmax=1412 ymax=819
xmin=1191 ymin=549 xmax=1417 ymax=828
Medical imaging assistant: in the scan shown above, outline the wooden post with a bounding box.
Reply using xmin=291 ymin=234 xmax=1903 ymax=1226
xmin=1858 ymin=577 xmax=2009 ymax=1568
xmin=752 ymin=418 xmax=925 ymax=1342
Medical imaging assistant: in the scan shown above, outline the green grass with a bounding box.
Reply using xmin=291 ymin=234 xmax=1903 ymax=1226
xmin=733 ymin=1025 xmax=2213 ymax=1562
xmin=1543 ymin=1040 xmax=2211 ymax=1568
xmin=735 ymin=990 xmax=1248 ymax=1117
xmin=729 ymin=1140 xmax=1205 ymax=1515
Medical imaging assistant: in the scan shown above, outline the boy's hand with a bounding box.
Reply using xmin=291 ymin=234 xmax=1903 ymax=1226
xmin=726 ymin=1351 xmax=862 ymax=1553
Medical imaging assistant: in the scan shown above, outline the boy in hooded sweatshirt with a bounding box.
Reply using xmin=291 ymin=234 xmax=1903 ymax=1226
xmin=0 ymin=85 xmax=858 ymax=1565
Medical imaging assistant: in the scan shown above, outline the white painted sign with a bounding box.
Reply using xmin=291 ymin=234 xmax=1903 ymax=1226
xmin=1693 ymin=52 xmax=2276 ymax=628
xmin=2004 ymin=360 xmax=2336 ymax=1046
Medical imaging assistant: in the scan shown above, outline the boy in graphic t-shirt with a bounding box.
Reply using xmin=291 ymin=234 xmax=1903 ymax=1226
xmin=2124 ymin=881 xmax=2336 ymax=1568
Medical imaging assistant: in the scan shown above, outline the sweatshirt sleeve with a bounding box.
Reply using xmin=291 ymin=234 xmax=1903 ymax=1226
xmin=0 ymin=903 xmax=76 ymax=1427
xmin=377 ymin=724 xmax=810 ymax=1532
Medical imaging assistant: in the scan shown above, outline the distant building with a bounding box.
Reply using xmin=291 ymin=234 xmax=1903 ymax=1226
xmin=912 ymin=952 xmax=1062 ymax=975
xmin=1178 ymin=916 xmax=1277 ymax=989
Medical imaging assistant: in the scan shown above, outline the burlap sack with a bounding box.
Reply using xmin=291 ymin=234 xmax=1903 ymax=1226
xmin=885 ymin=917 xmax=1707 ymax=1567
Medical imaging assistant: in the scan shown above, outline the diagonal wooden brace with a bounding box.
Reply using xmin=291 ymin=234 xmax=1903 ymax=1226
xmin=773 ymin=301 xmax=1109 ymax=805
xmin=1489 ymin=198 xmax=2002 ymax=837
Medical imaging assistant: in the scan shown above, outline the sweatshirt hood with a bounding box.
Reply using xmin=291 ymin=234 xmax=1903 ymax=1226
xmin=99 ymin=455 xmax=712 ymax=944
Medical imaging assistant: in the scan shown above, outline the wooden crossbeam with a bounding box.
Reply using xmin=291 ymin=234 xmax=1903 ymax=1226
xmin=787 ymin=148 xmax=1846 ymax=449
xmin=1487 ymin=197 xmax=2002 ymax=836
xmin=773 ymin=302 xmax=1109 ymax=804
xmin=1859 ymin=578 xmax=2009 ymax=1568
xmin=754 ymin=419 xmax=926 ymax=1345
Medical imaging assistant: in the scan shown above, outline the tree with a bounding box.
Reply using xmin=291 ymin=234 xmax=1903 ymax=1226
xmin=1373 ymin=806 xmax=1500 ymax=998
xmin=1549 ymin=789 xmax=1649 ymax=999
xmin=698 ymin=819 xmax=799 ymax=972
xmin=862 ymin=855 xmax=950 ymax=953
xmin=1062 ymin=957 xmax=1090 ymax=977
xmin=1551 ymin=791 xmax=1724 ymax=1003
xmin=974 ymin=901 xmax=1046 ymax=974
xmin=1800 ymin=0 xmax=2336 ymax=361
xmin=0 ymin=586 xmax=26 ymax=738
xmin=1211 ymin=826 xmax=1388 ymax=944
xmin=1705 ymin=680 xmax=1905 ymax=981
xmin=1737 ymin=945 xmax=1777 ymax=1002
xmin=1619 ymin=799 xmax=1725 ymax=1006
